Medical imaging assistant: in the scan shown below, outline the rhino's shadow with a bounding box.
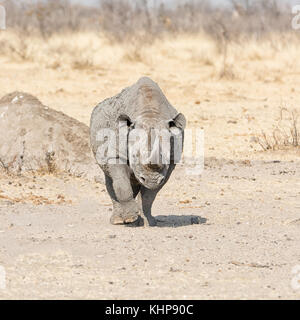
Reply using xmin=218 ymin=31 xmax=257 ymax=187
xmin=154 ymin=215 xmax=207 ymax=228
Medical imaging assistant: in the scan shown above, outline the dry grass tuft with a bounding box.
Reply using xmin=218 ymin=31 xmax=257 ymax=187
xmin=253 ymin=108 xmax=299 ymax=151
xmin=0 ymin=0 xmax=299 ymax=81
xmin=1 ymin=29 xmax=300 ymax=83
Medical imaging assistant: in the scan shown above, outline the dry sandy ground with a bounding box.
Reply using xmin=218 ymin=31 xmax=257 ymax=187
xmin=0 ymin=161 xmax=299 ymax=299
xmin=0 ymin=33 xmax=299 ymax=299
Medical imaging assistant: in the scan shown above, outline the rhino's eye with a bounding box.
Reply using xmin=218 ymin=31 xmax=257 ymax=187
xmin=118 ymin=114 xmax=133 ymax=128
xmin=168 ymin=120 xmax=176 ymax=128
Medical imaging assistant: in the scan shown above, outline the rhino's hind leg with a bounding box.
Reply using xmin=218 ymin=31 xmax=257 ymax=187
xmin=104 ymin=166 xmax=140 ymax=225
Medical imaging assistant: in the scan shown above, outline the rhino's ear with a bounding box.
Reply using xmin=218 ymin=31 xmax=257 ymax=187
xmin=169 ymin=113 xmax=186 ymax=130
xmin=118 ymin=114 xmax=134 ymax=128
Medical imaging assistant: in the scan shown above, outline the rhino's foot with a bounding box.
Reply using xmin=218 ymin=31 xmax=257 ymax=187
xmin=110 ymin=200 xmax=140 ymax=225
xmin=125 ymin=215 xmax=144 ymax=227
xmin=133 ymin=214 xmax=157 ymax=227
xmin=143 ymin=215 xmax=157 ymax=227
xmin=123 ymin=212 xmax=140 ymax=224
xmin=122 ymin=200 xmax=140 ymax=223
xmin=110 ymin=212 xmax=140 ymax=225
xmin=110 ymin=213 xmax=125 ymax=225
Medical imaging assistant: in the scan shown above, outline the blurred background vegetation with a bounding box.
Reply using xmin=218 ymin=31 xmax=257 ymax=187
xmin=0 ymin=0 xmax=296 ymax=41
xmin=0 ymin=1 xmax=299 ymax=152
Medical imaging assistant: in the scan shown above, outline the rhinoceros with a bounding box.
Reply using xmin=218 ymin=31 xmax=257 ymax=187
xmin=90 ymin=77 xmax=186 ymax=226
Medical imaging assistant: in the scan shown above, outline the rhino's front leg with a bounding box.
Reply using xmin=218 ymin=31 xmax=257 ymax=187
xmin=139 ymin=187 xmax=159 ymax=227
xmin=138 ymin=164 xmax=176 ymax=227
xmin=105 ymin=165 xmax=140 ymax=225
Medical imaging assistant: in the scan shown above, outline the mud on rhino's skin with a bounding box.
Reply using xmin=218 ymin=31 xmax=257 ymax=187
xmin=90 ymin=77 xmax=186 ymax=226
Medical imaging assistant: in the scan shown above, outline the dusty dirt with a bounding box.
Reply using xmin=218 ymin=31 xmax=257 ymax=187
xmin=0 ymin=160 xmax=299 ymax=299
xmin=0 ymin=33 xmax=299 ymax=299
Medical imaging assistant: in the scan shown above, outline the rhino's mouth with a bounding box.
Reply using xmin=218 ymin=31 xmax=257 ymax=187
xmin=136 ymin=172 xmax=165 ymax=189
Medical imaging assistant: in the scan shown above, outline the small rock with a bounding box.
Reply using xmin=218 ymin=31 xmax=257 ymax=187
xmin=179 ymin=199 xmax=191 ymax=204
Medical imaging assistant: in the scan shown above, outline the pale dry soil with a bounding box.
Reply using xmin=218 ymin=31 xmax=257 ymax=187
xmin=0 ymin=159 xmax=299 ymax=299
xmin=0 ymin=53 xmax=300 ymax=299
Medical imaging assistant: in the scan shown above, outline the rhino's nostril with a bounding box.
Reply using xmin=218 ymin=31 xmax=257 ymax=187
xmin=140 ymin=175 xmax=146 ymax=183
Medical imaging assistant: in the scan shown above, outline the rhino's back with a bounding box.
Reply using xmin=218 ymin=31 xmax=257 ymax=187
xmin=124 ymin=77 xmax=178 ymax=121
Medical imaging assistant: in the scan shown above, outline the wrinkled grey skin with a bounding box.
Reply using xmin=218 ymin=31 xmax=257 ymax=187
xmin=90 ymin=77 xmax=186 ymax=226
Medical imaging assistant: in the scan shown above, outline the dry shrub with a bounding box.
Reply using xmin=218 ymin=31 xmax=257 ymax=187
xmin=0 ymin=0 xmax=300 ymax=78
xmin=253 ymin=108 xmax=299 ymax=151
xmin=219 ymin=66 xmax=237 ymax=80
xmin=0 ymin=0 xmax=295 ymax=41
xmin=1 ymin=29 xmax=300 ymax=81
xmin=72 ymin=58 xmax=94 ymax=70
xmin=1 ymin=0 xmax=99 ymax=37
xmin=123 ymin=46 xmax=144 ymax=63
